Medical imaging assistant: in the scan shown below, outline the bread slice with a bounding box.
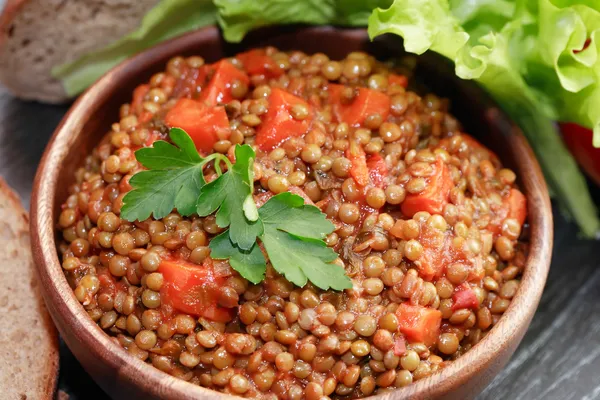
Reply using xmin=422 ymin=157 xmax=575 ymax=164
xmin=0 ymin=177 xmax=59 ymax=399
xmin=0 ymin=0 xmax=160 ymax=103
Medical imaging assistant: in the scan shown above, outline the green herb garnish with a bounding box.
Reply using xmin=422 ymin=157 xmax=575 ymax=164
xmin=259 ymin=192 xmax=352 ymax=290
xmin=211 ymin=192 xmax=353 ymax=290
xmin=196 ymin=144 xmax=262 ymax=251
xmin=121 ymin=128 xmax=352 ymax=291
xmin=121 ymin=128 xmax=208 ymax=220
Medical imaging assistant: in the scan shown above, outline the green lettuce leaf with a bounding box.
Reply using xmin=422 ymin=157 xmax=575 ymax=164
xmin=369 ymin=0 xmax=600 ymax=237
xmin=51 ymin=0 xmax=217 ymax=96
xmin=215 ymin=0 xmax=391 ymax=42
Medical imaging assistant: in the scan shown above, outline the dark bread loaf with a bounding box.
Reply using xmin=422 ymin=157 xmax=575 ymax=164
xmin=0 ymin=177 xmax=59 ymax=399
xmin=0 ymin=0 xmax=160 ymax=102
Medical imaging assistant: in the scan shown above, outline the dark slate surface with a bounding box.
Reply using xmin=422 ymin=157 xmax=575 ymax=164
xmin=1 ymin=87 xmax=599 ymax=400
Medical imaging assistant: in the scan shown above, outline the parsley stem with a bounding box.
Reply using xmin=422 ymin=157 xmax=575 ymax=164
xmin=202 ymin=153 xmax=232 ymax=177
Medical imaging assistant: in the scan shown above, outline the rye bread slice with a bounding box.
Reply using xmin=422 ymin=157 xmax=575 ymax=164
xmin=0 ymin=0 xmax=160 ymax=103
xmin=0 ymin=177 xmax=59 ymax=399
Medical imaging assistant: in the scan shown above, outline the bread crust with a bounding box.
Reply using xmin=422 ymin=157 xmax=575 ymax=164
xmin=0 ymin=176 xmax=59 ymax=400
xmin=0 ymin=0 xmax=27 ymax=38
xmin=0 ymin=0 xmax=68 ymax=102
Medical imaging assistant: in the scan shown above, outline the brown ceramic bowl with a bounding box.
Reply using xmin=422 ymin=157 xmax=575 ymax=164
xmin=30 ymin=26 xmax=553 ymax=400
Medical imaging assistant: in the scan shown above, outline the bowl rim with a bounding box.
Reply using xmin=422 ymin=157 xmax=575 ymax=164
xmin=30 ymin=25 xmax=553 ymax=399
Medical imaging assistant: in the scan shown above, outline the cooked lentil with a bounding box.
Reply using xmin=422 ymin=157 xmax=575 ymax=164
xmin=58 ymin=47 xmax=528 ymax=398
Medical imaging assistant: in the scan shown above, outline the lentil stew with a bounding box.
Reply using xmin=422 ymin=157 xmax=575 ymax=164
xmin=57 ymin=47 xmax=528 ymax=399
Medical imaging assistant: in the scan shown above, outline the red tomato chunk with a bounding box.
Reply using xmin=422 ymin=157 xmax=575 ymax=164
xmin=452 ymin=284 xmax=479 ymax=311
xmin=159 ymin=257 xmax=235 ymax=323
xmin=329 ymin=83 xmax=391 ymax=126
xmin=367 ymin=153 xmax=388 ymax=188
xmin=396 ymin=303 xmax=442 ymax=347
xmin=255 ymin=88 xmax=313 ymax=151
xmin=237 ymin=49 xmax=283 ymax=78
xmin=401 ymin=157 xmax=453 ymax=218
xmin=165 ymin=98 xmax=230 ymax=154
xmin=200 ymin=60 xmax=250 ymax=106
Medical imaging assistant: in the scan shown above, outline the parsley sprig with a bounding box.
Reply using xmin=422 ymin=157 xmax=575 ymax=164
xmin=121 ymin=128 xmax=352 ymax=291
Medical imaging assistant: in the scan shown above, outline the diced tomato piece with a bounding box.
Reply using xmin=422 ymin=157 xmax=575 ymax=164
xmin=132 ymin=84 xmax=150 ymax=114
xmin=237 ymin=49 xmax=283 ymax=78
xmin=487 ymin=188 xmax=527 ymax=236
xmin=159 ymin=257 xmax=235 ymax=323
xmin=138 ymin=111 xmax=153 ymax=124
xmin=506 ymin=188 xmax=526 ymax=227
xmin=97 ymin=268 xmax=116 ymax=295
xmin=347 ymin=141 xmax=369 ymax=187
xmin=452 ymin=284 xmax=479 ymax=311
xmin=165 ymin=98 xmax=230 ymax=154
xmin=394 ymin=336 xmax=407 ymax=356
xmin=392 ymin=217 xmax=468 ymax=280
xmin=392 ymin=215 xmax=483 ymax=281
xmin=417 ymin=242 xmax=449 ymax=280
xmin=119 ymin=174 xmax=132 ymax=193
xmin=194 ymin=64 xmax=212 ymax=87
xmin=396 ymin=303 xmax=442 ymax=347
xmin=388 ymin=73 xmax=408 ymax=88
xmin=255 ymin=88 xmax=312 ymax=151
xmin=199 ymin=60 xmax=249 ymax=106
xmin=401 ymin=157 xmax=453 ymax=217
xmin=329 ymin=84 xmax=391 ymax=126
xmin=367 ymin=153 xmax=388 ymax=188
xmin=415 ymin=226 xmax=458 ymax=280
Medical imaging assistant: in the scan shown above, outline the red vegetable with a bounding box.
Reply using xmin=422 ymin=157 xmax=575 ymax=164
xmin=131 ymin=83 xmax=150 ymax=114
xmin=237 ymin=49 xmax=283 ymax=78
xmin=199 ymin=60 xmax=250 ymax=106
xmin=255 ymin=88 xmax=312 ymax=151
xmin=452 ymin=284 xmax=479 ymax=311
xmin=347 ymin=141 xmax=370 ymax=187
xmin=560 ymin=122 xmax=600 ymax=186
xmin=329 ymin=84 xmax=391 ymax=126
xmin=367 ymin=153 xmax=388 ymax=188
xmin=391 ymin=217 xmax=478 ymax=280
xmin=401 ymin=157 xmax=453 ymax=217
xmin=506 ymin=188 xmax=527 ymax=227
xmin=388 ymin=73 xmax=408 ymax=88
xmin=165 ymin=98 xmax=230 ymax=154
xmin=396 ymin=303 xmax=442 ymax=347
xmin=487 ymin=188 xmax=527 ymax=236
xmin=159 ymin=257 xmax=235 ymax=322
xmin=394 ymin=336 xmax=407 ymax=356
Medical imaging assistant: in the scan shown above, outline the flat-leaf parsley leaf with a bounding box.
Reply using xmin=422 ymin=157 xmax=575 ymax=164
xmin=121 ymin=128 xmax=207 ymax=221
xmin=210 ymin=231 xmax=266 ymax=284
xmin=259 ymin=193 xmax=352 ymax=291
xmin=210 ymin=193 xmax=351 ymax=290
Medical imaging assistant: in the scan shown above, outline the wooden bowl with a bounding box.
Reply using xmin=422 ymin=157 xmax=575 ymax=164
xmin=30 ymin=26 xmax=553 ymax=400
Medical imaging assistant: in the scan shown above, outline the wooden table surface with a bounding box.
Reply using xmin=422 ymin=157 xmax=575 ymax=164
xmin=2 ymin=86 xmax=599 ymax=400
